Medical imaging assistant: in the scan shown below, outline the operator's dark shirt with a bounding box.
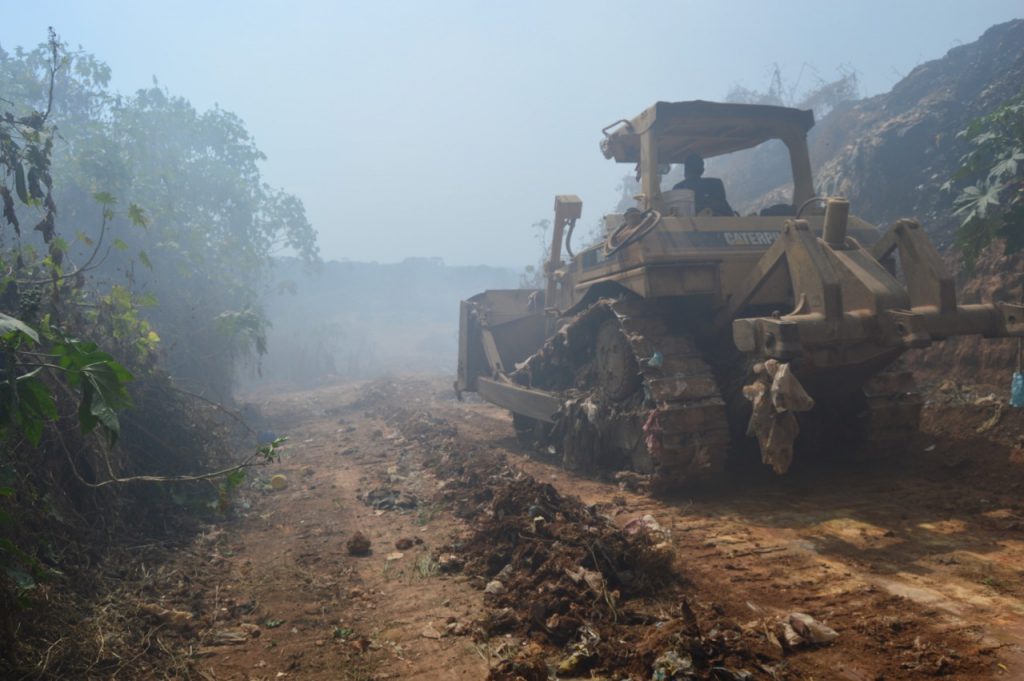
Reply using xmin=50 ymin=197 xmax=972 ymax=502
xmin=672 ymin=177 xmax=734 ymax=216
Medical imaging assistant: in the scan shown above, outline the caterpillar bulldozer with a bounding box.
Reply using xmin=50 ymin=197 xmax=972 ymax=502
xmin=456 ymin=100 xmax=1024 ymax=490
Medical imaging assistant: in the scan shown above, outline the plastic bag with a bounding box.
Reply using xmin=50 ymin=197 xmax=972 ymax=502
xmin=1011 ymin=371 xmax=1024 ymax=408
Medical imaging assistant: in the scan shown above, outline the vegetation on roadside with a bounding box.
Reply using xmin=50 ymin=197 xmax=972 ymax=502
xmin=946 ymin=90 xmax=1024 ymax=271
xmin=0 ymin=30 xmax=306 ymax=677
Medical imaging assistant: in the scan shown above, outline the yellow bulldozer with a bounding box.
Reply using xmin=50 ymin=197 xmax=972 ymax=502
xmin=457 ymin=100 xmax=1023 ymax=490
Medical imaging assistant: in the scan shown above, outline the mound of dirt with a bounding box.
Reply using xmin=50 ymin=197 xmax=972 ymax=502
xmin=384 ymin=406 xmax=806 ymax=680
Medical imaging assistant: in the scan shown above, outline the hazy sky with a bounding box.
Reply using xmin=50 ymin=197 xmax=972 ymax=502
xmin=4 ymin=1 xmax=1021 ymax=267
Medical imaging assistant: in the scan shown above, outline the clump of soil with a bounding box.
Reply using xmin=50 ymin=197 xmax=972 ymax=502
xmin=346 ymin=530 xmax=372 ymax=556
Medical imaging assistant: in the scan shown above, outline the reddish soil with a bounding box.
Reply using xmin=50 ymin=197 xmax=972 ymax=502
xmin=137 ymin=375 xmax=1024 ymax=679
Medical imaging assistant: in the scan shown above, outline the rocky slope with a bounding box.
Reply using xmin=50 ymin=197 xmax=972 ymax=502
xmin=810 ymin=19 xmax=1024 ymax=248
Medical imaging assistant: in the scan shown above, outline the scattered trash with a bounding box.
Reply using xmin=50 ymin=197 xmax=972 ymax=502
xmin=613 ymin=470 xmax=650 ymax=492
xmin=346 ymin=531 xmax=372 ymax=556
xmin=479 ymin=607 xmax=519 ymax=636
xmin=924 ymin=444 xmax=937 ymax=452
xmin=263 ymin=618 xmax=285 ymax=629
xmin=773 ymin=612 xmax=838 ymax=649
xmin=445 ymin=618 xmax=469 ymax=636
xmin=483 ymin=579 xmax=506 ymax=595
xmin=211 ymin=623 xmax=261 ymax=645
xmin=556 ymin=626 xmax=600 ymax=675
xmin=977 ymin=403 xmax=1004 ymax=433
xmin=622 ymin=513 xmax=669 ymax=542
xmin=270 ymin=474 xmax=288 ymax=491
xmin=564 ymin=566 xmax=608 ymax=596
xmin=651 ymin=650 xmax=694 ymax=680
xmin=436 ymin=552 xmax=464 ymax=573
xmin=495 ymin=563 xmax=515 ymax=582
xmin=1012 ymin=371 xmax=1024 ymax=408
xmin=139 ymin=603 xmax=194 ymax=630
xmin=419 ymin=623 xmax=443 ymax=639
xmin=360 ymin=486 xmax=418 ymax=510
xmin=394 ymin=536 xmax=422 ymax=550
xmin=385 ymin=551 xmax=404 ymax=562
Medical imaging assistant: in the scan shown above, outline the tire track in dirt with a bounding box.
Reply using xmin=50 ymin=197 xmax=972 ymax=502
xmin=146 ymin=381 xmax=490 ymax=680
xmin=144 ymin=376 xmax=1023 ymax=679
xmin=435 ymin=378 xmax=1024 ymax=678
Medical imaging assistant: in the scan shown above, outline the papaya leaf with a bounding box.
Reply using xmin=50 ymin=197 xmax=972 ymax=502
xmin=127 ymin=203 xmax=148 ymax=228
xmin=14 ymin=164 xmax=29 ymax=204
xmin=92 ymin=191 xmax=116 ymax=206
xmin=0 ymin=187 xmax=18 ymax=232
xmin=0 ymin=313 xmax=39 ymax=344
xmin=18 ymin=376 xmax=57 ymax=422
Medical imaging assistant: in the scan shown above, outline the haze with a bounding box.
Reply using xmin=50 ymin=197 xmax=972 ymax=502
xmin=5 ymin=0 xmax=1021 ymax=268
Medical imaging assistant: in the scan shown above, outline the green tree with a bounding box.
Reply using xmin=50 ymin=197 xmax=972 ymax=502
xmin=1 ymin=38 xmax=319 ymax=400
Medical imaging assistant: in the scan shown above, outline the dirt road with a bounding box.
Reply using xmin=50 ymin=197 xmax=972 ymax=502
xmin=157 ymin=376 xmax=1024 ymax=680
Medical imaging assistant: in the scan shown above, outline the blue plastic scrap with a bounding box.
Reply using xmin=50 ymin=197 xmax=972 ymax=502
xmin=1011 ymin=372 xmax=1024 ymax=408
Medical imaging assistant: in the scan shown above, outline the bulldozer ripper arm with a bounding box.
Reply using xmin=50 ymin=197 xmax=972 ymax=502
xmin=726 ymin=214 xmax=1024 ymax=363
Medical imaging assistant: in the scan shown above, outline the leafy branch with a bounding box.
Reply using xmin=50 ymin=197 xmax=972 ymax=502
xmin=944 ymin=90 xmax=1024 ymax=271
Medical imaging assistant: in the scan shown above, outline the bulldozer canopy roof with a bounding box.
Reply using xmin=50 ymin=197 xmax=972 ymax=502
xmin=600 ymin=100 xmax=815 ymax=163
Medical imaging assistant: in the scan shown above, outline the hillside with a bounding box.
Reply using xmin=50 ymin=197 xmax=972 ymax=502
xmin=811 ymin=19 xmax=1024 ymax=247
xmin=721 ymin=19 xmax=1024 ymax=249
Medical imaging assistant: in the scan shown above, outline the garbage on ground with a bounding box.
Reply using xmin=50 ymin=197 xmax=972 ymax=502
xmin=622 ymin=513 xmax=670 ymax=543
xmin=651 ymin=650 xmax=693 ymax=680
xmin=436 ymin=552 xmax=464 ymax=573
xmin=445 ymin=618 xmax=470 ymax=636
xmin=139 ymin=603 xmax=194 ymax=630
xmin=270 ymin=474 xmax=288 ymax=490
xmin=564 ymin=566 xmax=608 ymax=596
xmin=346 ymin=531 xmax=372 ymax=556
xmin=210 ymin=623 xmax=261 ymax=645
xmin=394 ymin=536 xmax=422 ymax=550
xmin=773 ymin=612 xmax=839 ymax=649
xmin=483 ymin=579 xmax=506 ymax=595
xmin=556 ymin=626 xmax=600 ymax=675
xmin=977 ymin=403 xmax=1004 ymax=433
xmin=419 ymin=623 xmax=443 ymax=639
xmin=382 ymin=403 xmax=803 ymax=679
xmin=360 ymin=486 xmax=418 ymax=510
xmin=613 ymin=470 xmax=650 ymax=492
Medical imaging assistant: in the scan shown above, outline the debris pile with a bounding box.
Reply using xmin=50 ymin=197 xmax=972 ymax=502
xmin=385 ymin=407 xmax=815 ymax=679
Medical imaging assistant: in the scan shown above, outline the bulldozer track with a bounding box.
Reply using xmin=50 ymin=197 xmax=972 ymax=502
xmin=512 ymin=298 xmax=730 ymax=490
xmin=512 ymin=298 xmax=927 ymax=487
